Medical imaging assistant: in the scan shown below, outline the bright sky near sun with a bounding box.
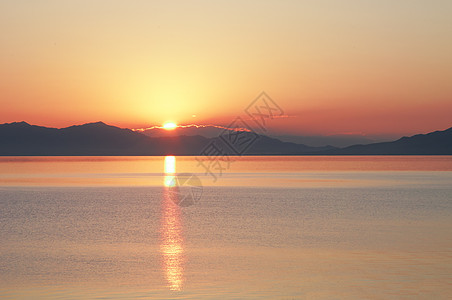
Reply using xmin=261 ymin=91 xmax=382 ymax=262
xmin=1 ymin=0 xmax=451 ymax=136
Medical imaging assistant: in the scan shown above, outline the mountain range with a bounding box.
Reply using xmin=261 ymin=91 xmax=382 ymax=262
xmin=0 ymin=121 xmax=451 ymax=155
xmin=137 ymin=125 xmax=390 ymax=147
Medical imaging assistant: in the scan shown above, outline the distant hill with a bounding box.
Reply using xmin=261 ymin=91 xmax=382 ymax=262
xmin=273 ymin=134 xmax=390 ymax=148
xmin=319 ymin=127 xmax=452 ymax=155
xmin=138 ymin=125 xmax=390 ymax=147
xmin=0 ymin=121 xmax=332 ymax=155
xmin=247 ymin=135 xmax=333 ymax=155
xmin=1 ymin=121 xmax=450 ymax=155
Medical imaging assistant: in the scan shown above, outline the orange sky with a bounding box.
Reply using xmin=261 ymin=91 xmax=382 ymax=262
xmin=1 ymin=1 xmax=451 ymax=136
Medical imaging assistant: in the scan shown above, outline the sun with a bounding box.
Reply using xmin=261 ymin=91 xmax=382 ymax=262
xmin=162 ymin=122 xmax=177 ymax=130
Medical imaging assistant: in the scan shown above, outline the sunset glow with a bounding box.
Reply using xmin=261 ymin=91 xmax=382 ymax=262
xmin=1 ymin=1 xmax=452 ymax=298
xmin=0 ymin=1 xmax=451 ymax=137
xmin=163 ymin=122 xmax=178 ymax=130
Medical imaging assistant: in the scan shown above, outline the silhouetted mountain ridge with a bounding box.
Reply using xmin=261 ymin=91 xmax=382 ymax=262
xmin=0 ymin=122 xmax=450 ymax=155
xmin=139 ymin=124 xmax=390 ymax=147
xmin=320 ymin=127 xmax=452 ymax=155
xmin=0 ymin=122 xmax=331 ymax=155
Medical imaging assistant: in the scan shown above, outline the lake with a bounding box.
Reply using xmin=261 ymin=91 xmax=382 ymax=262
xmin=1 ymin=156 xmax=452 ymax=299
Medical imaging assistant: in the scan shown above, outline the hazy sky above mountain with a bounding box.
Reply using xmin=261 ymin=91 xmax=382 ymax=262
xmin=1 ymin=0 xmax=451 ymax=136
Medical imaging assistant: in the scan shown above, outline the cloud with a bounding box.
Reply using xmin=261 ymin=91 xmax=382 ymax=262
xmin=132 ymin=123 xmax=252 ymax=133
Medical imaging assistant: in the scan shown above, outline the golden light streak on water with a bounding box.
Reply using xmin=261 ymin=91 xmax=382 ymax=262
xmin=164 ymin=156 xmax=176 ymax=187
xmin=164 ymin=156 xmax=176 ymax=173
xmin=160 ymin=155 xmax=184 ymax=291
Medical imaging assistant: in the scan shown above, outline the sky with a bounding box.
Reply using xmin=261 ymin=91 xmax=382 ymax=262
xmin=1 ymin=0 xmax=451 ymax=137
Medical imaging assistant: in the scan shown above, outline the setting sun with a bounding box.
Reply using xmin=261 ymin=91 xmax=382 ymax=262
xmin=163 ymin=122 xmax=177 ymax=130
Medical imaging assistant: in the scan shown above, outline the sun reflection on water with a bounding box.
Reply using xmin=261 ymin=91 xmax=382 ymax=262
xmin=160 ymin=156 xmax=185 ymax=291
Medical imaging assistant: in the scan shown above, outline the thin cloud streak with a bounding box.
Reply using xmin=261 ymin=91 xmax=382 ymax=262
xmin=132 ymin=124 xmax=252 ymax=133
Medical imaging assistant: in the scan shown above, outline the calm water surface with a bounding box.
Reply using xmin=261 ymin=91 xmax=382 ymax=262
xmin=0 ymin=156 xmax=451 ymax=299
